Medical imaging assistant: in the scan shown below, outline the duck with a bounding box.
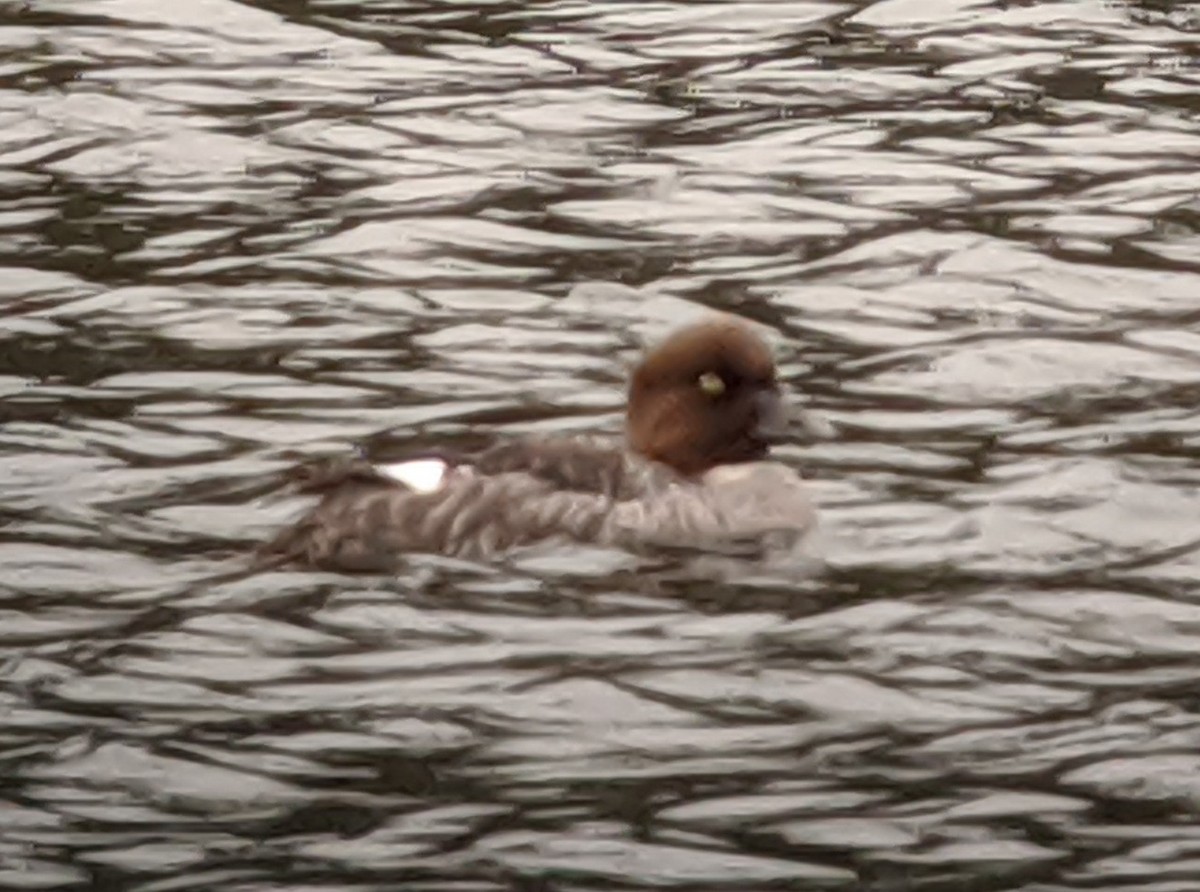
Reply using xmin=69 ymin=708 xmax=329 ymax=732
xmin=257 ymin=315 xmax=817 ymax=571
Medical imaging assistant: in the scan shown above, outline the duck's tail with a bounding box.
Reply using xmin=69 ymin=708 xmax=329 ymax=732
xmin=252 ymin=454 xmax=405 ymax=571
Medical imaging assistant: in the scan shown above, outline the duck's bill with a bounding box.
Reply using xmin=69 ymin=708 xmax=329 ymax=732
xmin=753 ymin=390 xmax=834 ymax=442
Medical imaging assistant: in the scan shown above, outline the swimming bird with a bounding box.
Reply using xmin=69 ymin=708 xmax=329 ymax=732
xmin=258 ymin=316 xmax=817 ymax=571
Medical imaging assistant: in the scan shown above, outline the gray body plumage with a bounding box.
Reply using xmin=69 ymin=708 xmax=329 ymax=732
xmin=261 ymin=436 xmax=815 ymax=572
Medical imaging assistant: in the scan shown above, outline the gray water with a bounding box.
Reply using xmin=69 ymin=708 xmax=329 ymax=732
xmin=2 ymin=0 xmax=1200 ymax=889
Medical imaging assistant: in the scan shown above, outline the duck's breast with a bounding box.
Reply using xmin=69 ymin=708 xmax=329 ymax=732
xmin=603 ymin=461 xmax=815 ymax=552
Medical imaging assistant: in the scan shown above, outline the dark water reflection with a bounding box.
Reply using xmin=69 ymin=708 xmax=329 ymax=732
xmin=3 ymin=0 xmax=1200 ymax=889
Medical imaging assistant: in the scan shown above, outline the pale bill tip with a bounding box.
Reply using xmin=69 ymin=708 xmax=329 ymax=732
xmin=376 ymin=459 xmax=448 ymax=494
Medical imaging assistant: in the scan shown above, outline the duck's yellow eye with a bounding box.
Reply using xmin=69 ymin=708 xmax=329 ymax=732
xmin=698 ymin=371 xmax=726 ymax=397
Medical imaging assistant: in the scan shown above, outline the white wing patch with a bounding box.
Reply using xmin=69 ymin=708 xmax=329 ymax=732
xmin=376 ymin=459 xmax=448 ymax=494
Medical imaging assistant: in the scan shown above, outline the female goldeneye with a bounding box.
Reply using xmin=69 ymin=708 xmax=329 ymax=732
xmin=259 ymin=316 xmax=817 ymax=571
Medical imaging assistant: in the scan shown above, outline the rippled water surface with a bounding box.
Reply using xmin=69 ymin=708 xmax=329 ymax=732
xmin=3 ymin=0 xmax=1200 ymax=888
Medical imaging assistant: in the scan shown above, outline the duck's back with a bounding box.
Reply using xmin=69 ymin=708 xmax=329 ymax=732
xmin=259 ymin=437 xmax=669 ymax=571
xmin=260 ymin=437 xmax=815 ymax=572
